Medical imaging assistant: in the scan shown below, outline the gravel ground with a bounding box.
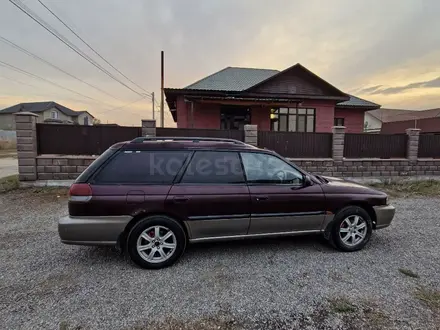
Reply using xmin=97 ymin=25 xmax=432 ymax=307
xmin=1 ymin=189 xmax=439 ymax=330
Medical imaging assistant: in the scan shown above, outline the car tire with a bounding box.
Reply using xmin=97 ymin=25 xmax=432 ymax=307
xmin=126 ymin=215 xmax=187 ymax=269
xmin=331 ymin=206 xmax=372 ymax=252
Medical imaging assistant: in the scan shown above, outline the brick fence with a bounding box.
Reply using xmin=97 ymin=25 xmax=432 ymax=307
xmin=14 ymin=113 xmax=440 ymax=184
xmin=36 ymin=155 xmax=96 ymax=180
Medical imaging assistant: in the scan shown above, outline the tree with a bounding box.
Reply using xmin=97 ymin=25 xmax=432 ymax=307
xmin=93 ymin=118 xmax=101 ymax=125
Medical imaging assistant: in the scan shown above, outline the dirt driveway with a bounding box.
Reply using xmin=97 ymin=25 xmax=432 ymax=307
xmin=0 ymin=156 xmax=18 ymax=179
xmin=1 ymin=189 xmax=439 ymax=329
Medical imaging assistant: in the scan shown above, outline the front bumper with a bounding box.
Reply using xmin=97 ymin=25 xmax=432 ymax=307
xmin=373 ymin=205 xmax=395 ymax=229
xmin=58 ymin=215 xmax=132 ymax=246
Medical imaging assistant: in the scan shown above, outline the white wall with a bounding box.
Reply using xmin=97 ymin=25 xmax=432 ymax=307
xmin=42 ymin=107 xmax=73 ymax=122
xmin=77 ymin=112 xmax=93 ymax=125
xmin=364 ymin=112 xmax=382 ymax=132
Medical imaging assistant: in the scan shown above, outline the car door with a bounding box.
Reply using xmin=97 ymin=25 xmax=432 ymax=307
xmin=166 ymin=150 xmax=251 ymax=240
xmin=240 ymin=152 xmax=326 ymax=234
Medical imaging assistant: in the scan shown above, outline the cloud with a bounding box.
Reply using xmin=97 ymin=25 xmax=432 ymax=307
xmin=354 ymin=85 xmax=383 ymax=94
xmin=369 ymin=76 xmax=440 ymax=95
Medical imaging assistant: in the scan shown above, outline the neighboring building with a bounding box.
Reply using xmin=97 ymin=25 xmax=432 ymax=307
xmin=378 ymin=108 xmax=440 ymax=134
xmin=165 ymin=64 xmax=380 ymax=133
xmin=0 ymin=101 xmax=95 ymax=130
xmin=364 ymin=108 xmax=415 ymax=133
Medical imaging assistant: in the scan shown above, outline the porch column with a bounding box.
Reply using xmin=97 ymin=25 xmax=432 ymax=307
xmin=15 ymin=112 xmax=39 ymax=181
xmin=332 ymin=126 xmax=345 ymax=161
xmin=406 ymin=128 xmax=420 ymax=162
xmin=244 ymin=124 xmax=258 ymax=146
xmin=141 ymin=119 xmax=156 ymax=136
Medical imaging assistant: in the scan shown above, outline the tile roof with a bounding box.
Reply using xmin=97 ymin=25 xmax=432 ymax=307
xmin=337 ymin=95 xmax=380 ymax=108
xmin=0 ymin=101 xmax=81 ymax=116
xmin=182 ymin=66 xmax=379 ymax=108
xmin=185 ymin=67 xmax=280 ymax=91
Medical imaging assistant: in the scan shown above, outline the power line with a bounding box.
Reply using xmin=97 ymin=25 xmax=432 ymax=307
xmin=0 ymin=60 xmax=113 ymax=107
xmin=0 ymin=73 xmax=42 ymax=89
xmin=0 ymin=35 xmax=123 ymax=101
xmin=36 ymin=0 xmax=150 ymax=96
xmin=9 ymin=0 xmax=148 ymax=98
xmin=95 ymin=96 xmax=148 ymax=115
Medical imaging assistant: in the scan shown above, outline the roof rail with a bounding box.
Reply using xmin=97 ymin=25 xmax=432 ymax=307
xmin=130 ymin=136 xmax=246 ymax=145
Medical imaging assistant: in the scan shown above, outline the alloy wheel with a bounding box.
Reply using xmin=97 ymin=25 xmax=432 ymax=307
xmin=339 ymin=215 xmax=367 ymax=247
xmin=136 ymin=226 xmax=177 ymax=263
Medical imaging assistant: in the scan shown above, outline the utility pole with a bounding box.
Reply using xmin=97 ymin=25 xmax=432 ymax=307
xmin=151 ymin=92 xmax=155 ymax=120
xmin=160 ymin=50 xmax=164 ymax=128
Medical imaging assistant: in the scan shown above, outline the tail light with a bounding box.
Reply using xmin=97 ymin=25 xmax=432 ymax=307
xmin=69 ymin=183 xmax=92 ymax=202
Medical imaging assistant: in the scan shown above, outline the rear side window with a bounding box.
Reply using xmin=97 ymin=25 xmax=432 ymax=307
xmin=75 ymin=147 xmax=117 ymax=183
xmin=93 ymin=150 xmax=189 ymax=184
xmin=180 ymin=151 xmax=245 ymax=184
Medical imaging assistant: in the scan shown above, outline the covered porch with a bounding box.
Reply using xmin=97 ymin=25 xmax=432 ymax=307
xmin=166 ymin=92 xmax=341 ymax=133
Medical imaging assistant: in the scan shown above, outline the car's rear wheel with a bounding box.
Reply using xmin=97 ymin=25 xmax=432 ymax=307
xmin=127 ymin=215 xmax=186 ymax=269
xmin=331 ymin=206 xmax=372 ymax=252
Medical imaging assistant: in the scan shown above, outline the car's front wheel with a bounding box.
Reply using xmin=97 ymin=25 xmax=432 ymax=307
xmin=127 ymin=215 xmax=187 ymax=269
xmin=331 ymin=206 xmax=372 ymax=252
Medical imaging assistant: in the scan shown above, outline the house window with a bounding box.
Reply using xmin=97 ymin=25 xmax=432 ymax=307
xmin=271 ymin=108 xmax=315 ymax=132
xmin=334 ymin=118 xmax=345 ymax=126
xmin=83 ymin=116 xmax=89 ymax=125
xmin=51 ymin=111 xmax=58 ymax=119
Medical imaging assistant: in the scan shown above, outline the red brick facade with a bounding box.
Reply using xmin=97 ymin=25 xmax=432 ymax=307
xmin=334 ymin=108 xmax=365 ymax=133
xmin=175 ymin=98 xmax=366 ymax=133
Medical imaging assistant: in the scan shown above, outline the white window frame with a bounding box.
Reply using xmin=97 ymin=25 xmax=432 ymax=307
xmin=51 ymin=110 xmax=58 ymax=119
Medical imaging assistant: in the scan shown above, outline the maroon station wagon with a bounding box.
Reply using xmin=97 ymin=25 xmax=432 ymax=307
xmin=59 ymin=137 xmax=395 ymax=269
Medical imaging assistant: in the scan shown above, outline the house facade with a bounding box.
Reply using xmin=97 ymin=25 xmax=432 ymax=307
xmin=0 ymin=101 xmax=94 ymax=130
xmin=165 ymin=64 xmax=380 ymax=133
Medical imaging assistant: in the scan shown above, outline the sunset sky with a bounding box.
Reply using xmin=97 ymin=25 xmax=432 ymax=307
xmin=0 ymin=0 xmax=439 ymax=127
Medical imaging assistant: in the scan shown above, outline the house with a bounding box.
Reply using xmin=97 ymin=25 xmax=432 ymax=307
xmin=164 ymin=64 xmax=380 ymax=133
xmin=364 ymin=108 xmax=417 ymax=133
xmin=378 ymin=108 xmax=440 ymax=134
xmin=0 ymin=101 xmax=95 ymax=130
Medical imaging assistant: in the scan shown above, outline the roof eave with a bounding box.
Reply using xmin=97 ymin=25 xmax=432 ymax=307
xmin=337 ymin=105 xmax=381 ymax=111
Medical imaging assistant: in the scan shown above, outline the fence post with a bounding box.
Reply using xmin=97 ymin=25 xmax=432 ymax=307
xmin=141 ymin=119 xmax=156 ymax=136
xmin=332 ymin=126 xmax=345 ymax=161
xmin=244 ymin=124 xmax=258 ymax=146
xmin=15 ymin=112 xmax=39 ymax=182
xmin=406 ymin=128 xmax=420 ymax=161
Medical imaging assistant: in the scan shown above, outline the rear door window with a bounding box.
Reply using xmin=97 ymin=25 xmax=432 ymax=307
xmin=93 ymin=150 xmax=189 ymax=184
xmin=180 ymin=151 xmax=245 ymax=184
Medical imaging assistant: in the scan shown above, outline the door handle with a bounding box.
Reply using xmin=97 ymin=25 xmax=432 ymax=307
xmin=255 ymin=196 xmax=269 ymax=201
xmin=173 ymin=197 xmax=189 ymax=203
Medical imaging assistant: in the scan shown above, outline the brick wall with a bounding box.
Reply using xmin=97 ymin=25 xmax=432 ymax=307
xmin=34 ymin=155 xmax=440 ymax=181
xmin=309 ymin=101 xmax=336 ymax=133
xmin=176 ymin=96 xmax=188 ymax=128
xmin=194 ymin=103 xmax=220 ymax=129
xmin=15 ymin=113 xmax=440 ymax=184
xmin=251 ymin=107 xmax=271 ymax=131
xmin=36 ymin=155 xmax=97 ymax=180
xmin=334 ymin=108 xmax=365 ymax=133
xmin=288 ymin=159 xmax=440 ymax=178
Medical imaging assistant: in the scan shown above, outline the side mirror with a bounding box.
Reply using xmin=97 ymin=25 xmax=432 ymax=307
xmin=304 ymin=175 xmax=313 ymax=187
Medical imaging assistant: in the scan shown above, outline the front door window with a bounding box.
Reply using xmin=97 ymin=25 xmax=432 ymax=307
xmin=240 ymin=152 xmax=303 ymax=185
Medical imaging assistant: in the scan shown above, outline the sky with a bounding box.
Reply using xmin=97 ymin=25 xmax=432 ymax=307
xmin=0 ymin=0 xmax=439 ymax=127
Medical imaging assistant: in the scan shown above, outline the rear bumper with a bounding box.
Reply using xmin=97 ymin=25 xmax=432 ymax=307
xmin=58 ymin=215 xmax=132 ymax=246
xmin=373 ymin=205 xmax=395 ymax=229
